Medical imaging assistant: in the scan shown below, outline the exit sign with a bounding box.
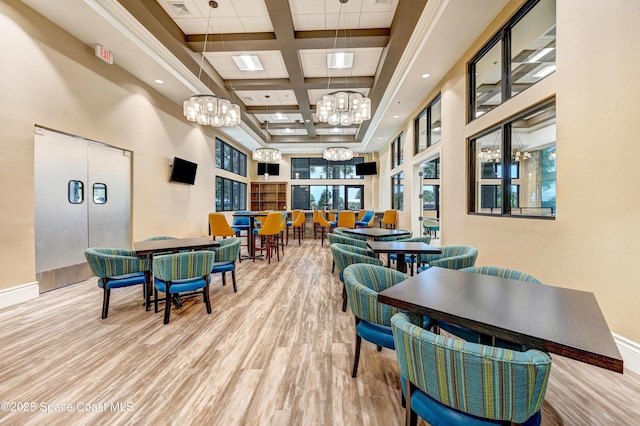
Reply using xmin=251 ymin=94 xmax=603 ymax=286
xmin=95 ymin=45 xmax=113 ymax=64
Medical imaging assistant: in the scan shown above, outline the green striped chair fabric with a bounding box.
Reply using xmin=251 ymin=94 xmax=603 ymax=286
xmin=84 ymin=248 xmax=151 ymax=319
xmin=142 ymin=236 xmax=178 ymax=241
xmin=332 ymin=227 xmax=368 ymax=241
xmin=417 ymin=245 xmax=478 ymax=271
xmin=330 ymin=243 xmax=383 ymax=313
xmin=209 ymin=237 xmax=242 ymax=292
xmin=327 ymin=233 xmax=371 ymax=251
xmin=391 ymin=311 xmax=551 ymax=425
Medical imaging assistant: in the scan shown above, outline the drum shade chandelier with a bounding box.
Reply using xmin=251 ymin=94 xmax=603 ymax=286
xmin=183 ymin=1 xmax=241 ymax=127
xmin=320 ymin=0 xmax=367 ymax=162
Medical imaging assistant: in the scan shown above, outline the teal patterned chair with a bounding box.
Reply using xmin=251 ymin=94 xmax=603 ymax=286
xmin=327 ymin=232 xmax=372 ymax=273
xmin=209 ymin=237 xmax=242 ymax=292
xmin=391 ymin=311 xmax=551 ymax=426
xmin=153 ymin=250 xmax=215 ymax=324
xmin=416 ymin=245 xmax=478 ymax=273
xmin=332 ymin=227 xmax=367 ymax=241
xmin=437 ymin=266 xmax=541 ymax=350
xmin=84 ymin=248 xmax=151 ymax=319
xmin=343 ymin=264 xmax=433 ymax=377
xmin=330 ymin=243 xmax=383 ymax=313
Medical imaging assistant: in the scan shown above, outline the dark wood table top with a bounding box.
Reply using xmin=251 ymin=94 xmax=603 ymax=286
xmin=344 ymin=228 xmax=411 ymax=239
xmin=232 ymin=211 xmax=267 ymax=217
xmin=367 ymin=241 xmax=441 ymax=254
xmin=133 ymin=237 xmax=220 ymax=256
xmin=377 ymin=267 xmax=623 ymax=373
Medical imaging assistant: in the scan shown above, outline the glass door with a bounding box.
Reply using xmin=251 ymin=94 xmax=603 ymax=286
xmin=419 ymin=158 xmax=441 ymax=240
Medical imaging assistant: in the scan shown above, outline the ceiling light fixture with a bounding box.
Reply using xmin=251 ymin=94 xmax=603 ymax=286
xmin=421 ymin=73 xmax=431 ymax=79
xmin=183 ymin=1 xmax=241 ymax=127
xmin=232 ymin=54 xmax=264 ymax=71
xmin=320 ymin=0 xmax=367 ymax=161
xmin=253 ymin=95 xmax=281 ymax=163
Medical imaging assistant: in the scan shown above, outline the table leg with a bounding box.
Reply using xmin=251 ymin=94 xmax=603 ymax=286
xmin=397 ymin=253 xmax=407 ymax=273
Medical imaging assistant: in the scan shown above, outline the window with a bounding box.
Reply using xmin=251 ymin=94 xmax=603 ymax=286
xmin=215 ymin=176 xmax=247 ymax=212
xmin=469 ymin=0 xmax=556 ymax=120
xmin=290 ymin=157 xmax=364 ymax=179
xmin=68 ymin=180 xmax=84 ymax=204
xmin=392 ymin=173 xmax=404 ymax=210
xmin=93 ymin=183 xmax=107 ymax=204
xmin=422 ymin=185 xmax=439 ymax=211
xmin=215 ymin=137 xmax=247 ymax=177
xmin=422 ymin=158 xmax=440 ymax=179
xmin=391 ymin=133 xmax=404 ymax=168
xmin=414 ymin=95 xmax=441 ymax=154
xmin=291 ymin=185 xmax=364 ymax=210
xmin=469 ymin=99 xmax=556 ymax=218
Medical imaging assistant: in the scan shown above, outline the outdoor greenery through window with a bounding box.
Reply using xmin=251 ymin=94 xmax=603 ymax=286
xmin=291 ymin=157 xmax=364 ymax=179
xmin=469 ymin=0 xmax=556 ymax=120
xmin=421 ymin=158 xmax=440 ymax=215
xmin=391 ymin=132 xmax=404 ymax=168
xmin=215 ymin=176 xmax=247 ymax=212
xmin=470 ymin=99 xmax=556 ymax=217
xmin=414 ymin=95 xmax=441 ymax=154
xmin=291 ymin=185 xmax=364 ymax=210
xmin=215 ymin=137 xmax=247 ymax=177
xmin=392 ymin=172 xmax=404 ymax=210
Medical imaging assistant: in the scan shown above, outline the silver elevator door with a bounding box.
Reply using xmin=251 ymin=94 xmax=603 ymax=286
xmin=34 ymin=127 xmax=132 ymax=292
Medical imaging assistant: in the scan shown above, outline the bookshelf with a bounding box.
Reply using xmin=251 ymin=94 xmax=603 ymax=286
xmin=250 ymin=182 xmax=287 ymax=211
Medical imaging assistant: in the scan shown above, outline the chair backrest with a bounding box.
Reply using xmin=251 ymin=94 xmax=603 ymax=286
xmin=359 ymin=210 xmax=375 ymax=225
xmin=428 ymin=245 xmax=478 ymax=270
xmin=333 ymin=227 xmax=367 ymax=240
xmin=143 ymin=236 xmax=178 ymax=241
xmin=152 ymin=250 xmax=215 ymax=282
xmin=209 ymin=213 xmax=236 ymax=238
xmin=460 ymin=266 xmax=541 ymax=283
xmin=258 ymin=212 xmax=283 ymax=235
xmin=391 ymin=311 xmax=552 ymax=424
xmin=317 ymin=210 xmax=334 ymax=227
xmin=291 ymin=210 xmax=305 ymax=226
xmin=357 ymin=209 xmax=366 ymax=221
xmin=377 ymin=229 xmax=413 ymax=242
xmin=213 ymin=237 xmax=242 ymax=263
xmin=330 ymin=244 xmax=383 ymax=277
xmin=232 ymin=211 xmax=251 ymax=227
xmin=313 ymin=210 xmax=323 ymax=223
xmin=84 ymin=248 xmax=150 ymax=278
xmin=327 ymin=233 xmax=369 ymax=250
xmin=381 ymin=210 xmax=397 ymax=226
xmin=343 ymin=264 xmax=407 ymax=326
xmin=337 ymin=210 xmax=356 ymax=228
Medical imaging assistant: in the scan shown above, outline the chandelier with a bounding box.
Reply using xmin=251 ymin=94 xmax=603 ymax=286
xmin=316 ymin=90 xmax=371 ymax=126
xmin=183 ymin=1 xmax=241 ymax=128
xmin=323 ymin=146 xmax=353 ymax=161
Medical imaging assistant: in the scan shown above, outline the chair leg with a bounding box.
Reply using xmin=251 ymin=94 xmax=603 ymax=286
xmin=377 ymin=345 xmax=382 ymax=352
xmin=163 ymin=292 xmax=171 ymax=324
xmin=101 ymin=287 xmax=110 ymax=319
xmin=231 ymin=269 xmax=237 ymax=292
xmin=154 ymin=286 xmax=159 ymax=313
xmin=222 ymin=272 xmax=226 ymax=286
xmin=332 ymin=260 xmax=335 ymax=274
xmin=406 ymin=381 xmax=418 ymax=426
xmin=342 ymin=284 xmax=348 ymax=312
xmin=204 ymin=279 xmax=212 ymax=314
xmin=351 ymin=333 xmax=362 ymax=378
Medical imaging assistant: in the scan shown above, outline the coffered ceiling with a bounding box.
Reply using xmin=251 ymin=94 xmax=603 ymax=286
xmin=21 ymin=0 xmax=510 ymax=155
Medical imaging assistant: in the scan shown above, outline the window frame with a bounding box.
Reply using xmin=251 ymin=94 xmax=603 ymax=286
xmin=391 ymin=132 xmax=404 ymax=169
xmin=290 ymin=184 xmax=365 ymax=210
xmin=290 ymin=157 xmax=364 ymax=180
xmin=414 ymin=94 xmax=442 ymax=155
xmin=215 ymin=176 xmax=247 ymax=212
xmin=391 ymin=172 xmax=404 ymax=211
xmin=215 ymin=137 xmax=247 ymax=177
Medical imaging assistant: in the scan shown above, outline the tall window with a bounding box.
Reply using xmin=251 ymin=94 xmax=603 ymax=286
xmin=291 ymin=157 xmax=364 ymax=179
xmin=291 ymin=185 xmax=364 ymax=210
xmin=414 ymin=95 xmax=441 ymax=154
xmin=215 ymin=177 xmax=246 ymax=211
xmin=469 ymin=99 xmax=556 ymax=218
xmin=215 ymin=137 xmax=247 ymax=177
xmin=391 ymin=173 xmax=404 ymax=210
xmin=391 ymin=132 xmax=404 ymax=168
xmin=469 ymin=0 xmax=556 ymax=120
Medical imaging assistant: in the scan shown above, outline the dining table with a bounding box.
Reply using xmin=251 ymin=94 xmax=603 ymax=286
xmin=344 ymin=227 xmax=411 ymax=241
xmin=133 ymin=237 xmax=220 ymax=310
xmin=377 ymin=266 xmax=624 ymax=373
xmin=367 ymin=241 xmax=441 ymax=274
xmin=232 ymin=211 xmax=267 ymax=260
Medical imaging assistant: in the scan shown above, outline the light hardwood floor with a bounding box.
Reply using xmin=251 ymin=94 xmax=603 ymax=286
xmin=0 ymin=239 xmax=639 ymax=425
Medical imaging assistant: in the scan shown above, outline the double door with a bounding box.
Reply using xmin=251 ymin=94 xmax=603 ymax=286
xmin=34 ymin=127 xmax=132 ymax=292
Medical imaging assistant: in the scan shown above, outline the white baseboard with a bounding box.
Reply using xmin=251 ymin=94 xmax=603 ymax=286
xmin=0 ymin=282 xmax=39 ymax=310
xmin=614 ymin=333 xmax=640 ymax=375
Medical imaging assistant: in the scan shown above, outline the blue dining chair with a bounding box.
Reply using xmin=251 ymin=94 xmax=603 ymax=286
xmin=209 ymin=237 xmax=241 ymax=292
xmin=355 ymin=210 xmax=375 ymax=228
xmin=391 ymin=311 xmax=552 ymax=426
xmin=330 ymin=244 xmax=382 ymax=313
xmin=84 ymin=248 xmax=150 ymax=319
xmin=153 ymin=250 xmax=215 ymax=324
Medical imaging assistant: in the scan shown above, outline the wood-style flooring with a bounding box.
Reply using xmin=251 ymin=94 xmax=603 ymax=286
xmin=0 ymin=238 xmax=639 ymax=425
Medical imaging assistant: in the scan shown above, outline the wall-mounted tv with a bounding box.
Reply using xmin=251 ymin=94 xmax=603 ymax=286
xmin=257 ymin=162 xmax=280 ymax=176
xmin=170 ymin=157 xmax=198 ymax=185
xmin=355 ymin=161 xmax=377 ymax=176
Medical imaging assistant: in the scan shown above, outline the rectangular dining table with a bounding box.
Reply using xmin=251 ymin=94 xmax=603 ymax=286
xmin=134 ymin=237 xmax=220 ymax=310
xmin=377 ymin=266 xmax=623 ymax=373
xmin=344 ymin=227 xmax=411 ymax=240
xmin=367 ymin=241 xmax=441 ymax=274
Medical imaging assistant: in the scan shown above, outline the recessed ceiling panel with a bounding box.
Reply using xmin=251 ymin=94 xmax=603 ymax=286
xmin=205 ymin=51 xmax=288 ymax=79
xmin=299 ymin=48 xmax=382 ymax=78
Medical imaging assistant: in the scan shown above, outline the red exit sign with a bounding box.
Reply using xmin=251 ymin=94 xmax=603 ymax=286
xmin=95 ymin=45 xmax=113 ymax=64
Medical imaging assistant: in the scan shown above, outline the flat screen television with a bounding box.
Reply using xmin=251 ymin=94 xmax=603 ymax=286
xmin=170 ymin=157 xmax=198 ymax=185
xmin=257 ymin=162 xmax=280 ymax=176
xmin=355 ymin=161 xmax=377 ymax=176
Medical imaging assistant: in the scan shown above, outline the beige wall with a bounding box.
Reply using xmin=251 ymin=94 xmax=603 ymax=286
xmin=378 ymin=0 xmax=640 ymax=341
xmin=0 ymin=1 xmax=249 ymax=291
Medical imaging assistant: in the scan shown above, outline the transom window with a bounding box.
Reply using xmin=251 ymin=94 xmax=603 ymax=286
xmin=215 ymin=137 xmax=247 ymax=177
xmin=469 ymin=0 xmax=556 ymax=120
xmin=415 ymin=95 xmax=441 ymax=154
xmin=391 ymin=133 xmax=404 ymax=169
xmin=291 ymin=158 xmax=364 ymax=179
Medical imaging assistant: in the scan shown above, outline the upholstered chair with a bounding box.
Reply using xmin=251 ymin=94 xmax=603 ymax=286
xmin=208 ymin=212 xmax=236 ymax=240
xmin=210 ymin=237 xmax=242 ymax=292
xmin=327 ymin=233 xmax=372 ymax=273
xmin=337 ymin=210 xmax=356 ymax=229
xmin=255 ymin=212 xmax=283 ymax=263
xmin=380 ymin=209 xmax=397 ymax=228
xmin=391 ymin=311 xmax=552 ymax=426
xmin=330 ymin=243 xmax=383 ymax=313
xmin=152 ymin=250 xmax=215 ymax=324
xmin=317 ymin=210 xmax=336 ymax=246
xmin=355 ymin=210 xmax=375 ymax=228
xmin=84 ymin=248 xmax=150 ymax=319
xmin=286 ymin=209 xmax=306 ymax=245
xmin=332 ymin=227 xmax=367 ymax=241
xmin=416 ymin=245 xmax=478 ymax=273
